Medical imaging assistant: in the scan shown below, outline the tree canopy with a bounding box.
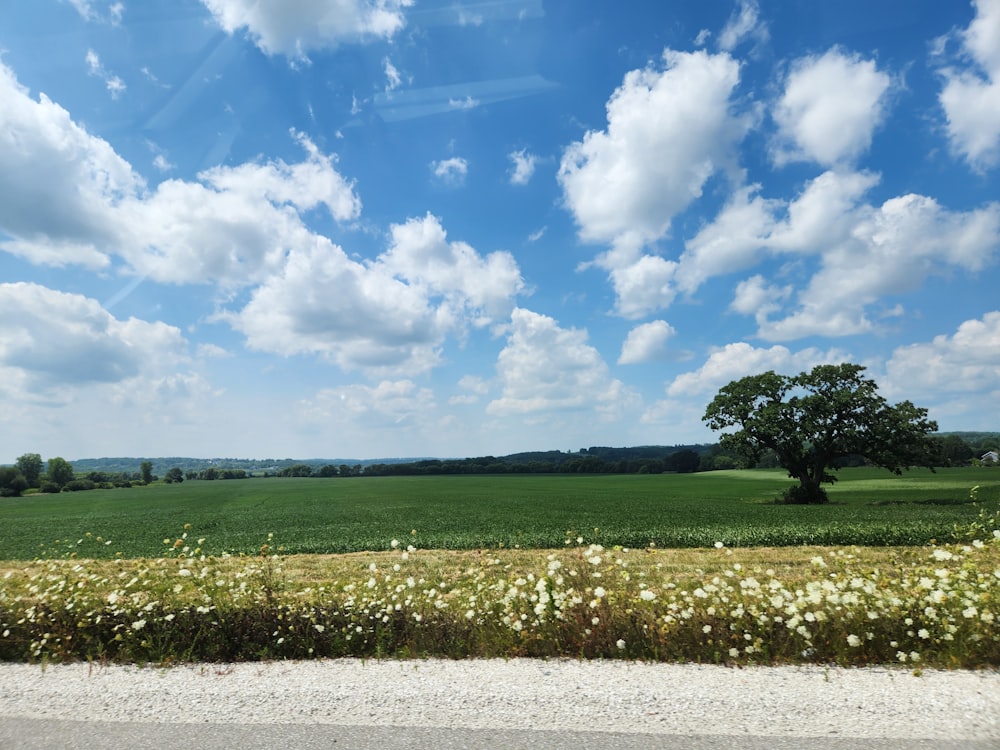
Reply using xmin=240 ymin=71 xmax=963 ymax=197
xmin=702 ymin=363 xmax=938 ymax=503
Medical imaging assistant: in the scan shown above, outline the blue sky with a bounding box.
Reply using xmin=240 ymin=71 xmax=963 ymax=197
xmin=1 ymin=0 xmax=998 ymax=461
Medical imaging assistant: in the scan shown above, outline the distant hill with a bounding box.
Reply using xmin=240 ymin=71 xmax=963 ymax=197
xmin=69 ymin=445 xmax=713 ymax=477
xmin=69 ymin=456 xmax=434 ymax=476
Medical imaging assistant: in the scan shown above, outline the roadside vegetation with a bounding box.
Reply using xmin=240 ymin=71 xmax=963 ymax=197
xmin=0 ymin=473 xmax=998 ymax=667
xmin=0 ymin=490 xmax=997 ymax=667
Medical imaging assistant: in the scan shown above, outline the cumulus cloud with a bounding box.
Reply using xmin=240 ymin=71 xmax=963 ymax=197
xmin=608 ymin=255 xmax=678 ymax=319
xmin=228 ymin=238 xmax=447 ymax=376
xmin=665 ymin=342 xmax=848 ymax=398
xmin=487 ymin=308 xmax=637 ymax=418
xmin=0 ymin=282 xmax=188 ymax=392
xmin=618 ymin=321 xmax=677 ymax=364
xmin=0 ymin=64 xmax=360 ymax=285
xmin=431 ymin=157 xmax=468 ymax=185
xmin=508 ymin=149 xmax=537 ymax=185
xmin=884 ymin=311 xmax=1000 ymax=400
xmin=669 ymin=168 xmax=1000 ymax=341
xmin=558 ymin=49 xmax=747 ymax=254
xmin=379 ymin=213 xmax=523 ymax=324
xmin=772 ymin=48 xmax=892 ymax=167
xmin=757 ymin=193 xmax=1000 ymax=341
xmin=0 ymin=68 xmax=142 ymax=269
xmin=297 ymin=380 xmax=437 ymax=431
xmin=201 ymin=0 xmax=412 ymax=60
xmin=229 ymin=214 xmax=523 ymax=376
xmin=676 ymin=184 xmax=779 ymax=293
xmin=936 ymin=0 xmax=1000 ymax=171
xmin=640 ymin=341 xmax=849 ymax=436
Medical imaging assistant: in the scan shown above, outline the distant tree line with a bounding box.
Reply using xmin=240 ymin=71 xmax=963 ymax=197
xmin=1 ymin=433 xmax=995 ymax=497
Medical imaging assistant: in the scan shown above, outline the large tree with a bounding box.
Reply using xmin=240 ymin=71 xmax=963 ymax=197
xmin=703 ymin=363 xmax=938 ymax=503
xmin=46 ymin=457 xmax=75 ymax=489
xmin=15 ymin=453 xmax=43 ymax=488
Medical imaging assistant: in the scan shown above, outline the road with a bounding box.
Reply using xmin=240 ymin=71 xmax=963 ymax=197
xmin=1 ymin=659 xmax=997 ymax=749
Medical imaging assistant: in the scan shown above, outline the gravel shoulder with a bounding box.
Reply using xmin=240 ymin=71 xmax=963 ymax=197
xmin=1 ymin=659 xmax=999 ymax=741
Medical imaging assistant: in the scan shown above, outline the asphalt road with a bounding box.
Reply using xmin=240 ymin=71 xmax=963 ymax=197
xmin=1 ymin=718 xmax=993 ymax=750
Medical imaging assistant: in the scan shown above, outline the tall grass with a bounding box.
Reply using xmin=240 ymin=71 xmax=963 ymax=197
xmin=1 ymin=500 xmax=998 ymax=667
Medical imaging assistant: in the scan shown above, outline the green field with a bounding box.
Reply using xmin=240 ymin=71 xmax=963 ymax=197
xmin=2 ymin=467 xmax=997 ymax=560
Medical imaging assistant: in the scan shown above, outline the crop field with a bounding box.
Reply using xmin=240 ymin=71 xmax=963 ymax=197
xmin=2 ymin=467 xmax=999 ymax=666
xmin=2 ymin=467 xmax=997 ymax=560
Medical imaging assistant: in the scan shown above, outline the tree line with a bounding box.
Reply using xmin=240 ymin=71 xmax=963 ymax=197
xmin=1 ymin=426 xmax=995 ymax=499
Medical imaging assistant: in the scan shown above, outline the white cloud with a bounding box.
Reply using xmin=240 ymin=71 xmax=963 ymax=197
xmin=0 ymin=66 xmax=360 ymax=285
xmin=758 ymin=193 xmax=1000 ymax=341
xmin=883 ymin=311 xmax=1000 ymax=410
xmin=152 ymin=154 xmax=175 ymax=172
xmin=201 ymin=0 xmax=412 ymax=60
xmin=66 ymin=0 xmax=95 ymax=20
xmin=487 ymin=308 xmax=637 ymax=419
xmin=0 ymin=62 xmax=141 ymax=268
xmin=729 ymin=274 xmax=791 ymax=324
xmin=448 ymin=96 xmax=479 ymax=110
xmin=228 ymin=237 xmax=446 ymax=376
xmin=297 ymin=380 xmax=437 ymax=431
xmin=118 ymin=130 xmax=361 ymax=286
xmin=766 ymin=170 xmax=878 ymax=252
xmin=618 ymin=321 xmax=677 ymax=364
xmin=383 ymin=57 xmax=402 ymax=92
xmin=450 ymin=375 xmax=490 ymax=405
xmin=772 ymin=48 xmax=892 ymax=167
xmin=558 ymin=49 xmax=747 ymax=253
xmin=608 ymin=255 xmax=678 ymax=319
xmin=85 ymin=49 xmax=126 ymax=99
xmin=508 ymin=149 xmax=537 ymax=185
xmin=0 ymin=282 xmax=188 ymax=392
xmin=937 ymin=0 xmax=1000 ymax=171
xmin=718 ymin=0 xmax=769 ymax=52
xmin=229 ymin=215 xmax=523 ymax=377
xmin=431 ymin=156 xmax=468 ymax=185
xmin=676 ymin=185 xmax=778 ymax=293
xmin=665 ymin=342 xmax=848 ymax=398
xmin=379 ymin=213 xmax=523 ymax=324
xmin=667 ymin=167 xmax=999 ymax=342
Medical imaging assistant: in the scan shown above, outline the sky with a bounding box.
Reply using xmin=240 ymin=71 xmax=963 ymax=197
xmin=0 ymin=0 xmax=999 ymax=462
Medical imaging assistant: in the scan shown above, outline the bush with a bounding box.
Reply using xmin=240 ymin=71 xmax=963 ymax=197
xmin=778 ymin=484 xmax=829 ymax=505
xmin=39 ymin=481 xmax=61 ymax=494
xmin=63 ymin=479 xmax=96 ymax=492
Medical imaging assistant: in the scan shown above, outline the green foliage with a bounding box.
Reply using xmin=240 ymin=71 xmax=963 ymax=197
xmin=140 ymin=461 xmax=154 ymax=485
xmin=1 ymin=469 xmax=997 ymax=559
xmin=704 ymin=364 xmax=938 ymax=503
xmin=45 ymin=457 xmax=75 ymax=488
xmin=14 ymin=453 xmax=42 ymax=487
xmin=0 ymin=467 xmax=29 ymax=497
xmin=163 ymin=467 xmax=184 ymax=484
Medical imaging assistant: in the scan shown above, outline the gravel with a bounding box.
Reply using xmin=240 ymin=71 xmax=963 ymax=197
xmin=1 ymin=659 xmax=998 ymax=741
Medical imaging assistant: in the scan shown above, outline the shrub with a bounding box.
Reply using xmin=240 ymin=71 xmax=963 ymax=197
xmin=63 ymin=479 xmax=96 ymax=492
xmin=778 ymin=484 xmax=829 ymax=505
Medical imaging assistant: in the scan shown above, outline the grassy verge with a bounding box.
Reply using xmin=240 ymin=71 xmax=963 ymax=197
xmin=2 ymin=513 xmax=998 ymax=668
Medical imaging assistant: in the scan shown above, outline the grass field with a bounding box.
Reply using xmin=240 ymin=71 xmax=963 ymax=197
xmin=2 ymin=467 xmax=999 ymax=666
xmin=2 ymin=467 xmax=997 ymax=560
